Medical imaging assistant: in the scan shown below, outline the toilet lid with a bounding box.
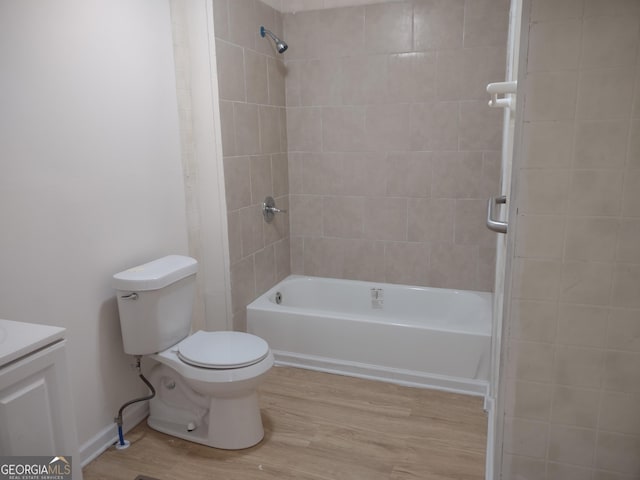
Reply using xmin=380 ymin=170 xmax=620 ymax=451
xmin=177 ymin=331 xmax=270 ymax=369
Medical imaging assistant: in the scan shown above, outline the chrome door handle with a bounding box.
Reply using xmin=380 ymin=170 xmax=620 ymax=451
xmin=486 ymin=196 xmax=508 ymax=234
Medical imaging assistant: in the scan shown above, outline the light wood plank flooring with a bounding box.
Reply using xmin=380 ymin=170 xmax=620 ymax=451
xmin=83 ymin=366 xmax=487 ymax=480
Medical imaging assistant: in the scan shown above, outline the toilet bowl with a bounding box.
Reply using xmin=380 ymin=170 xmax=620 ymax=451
xmin=113 ymin=255 xmax=273 ymax=449
xmin=148 ymin=331 xmax=274 ymax=449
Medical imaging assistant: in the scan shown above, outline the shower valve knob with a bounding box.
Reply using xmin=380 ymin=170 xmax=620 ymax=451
xmin=262 ymin=196 xmax=287 ymax=223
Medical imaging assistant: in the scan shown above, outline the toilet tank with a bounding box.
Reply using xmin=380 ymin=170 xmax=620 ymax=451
xmin=113 ymin=255 xmax=198 ymax=355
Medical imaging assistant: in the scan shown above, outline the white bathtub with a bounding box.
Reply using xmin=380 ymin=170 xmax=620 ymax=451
xmin=247 ymin=275 xmax=492 ymax=396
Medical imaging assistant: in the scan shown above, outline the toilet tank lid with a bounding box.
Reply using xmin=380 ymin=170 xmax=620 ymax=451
xmin=113 ymin=255 xmax=198 ymax=291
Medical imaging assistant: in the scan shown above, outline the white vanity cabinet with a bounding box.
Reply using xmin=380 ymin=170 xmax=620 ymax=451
xmin=0 ymin=319 xmax=82 ymax=480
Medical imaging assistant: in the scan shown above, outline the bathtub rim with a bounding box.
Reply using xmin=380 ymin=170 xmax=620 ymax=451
xmin=249 ymin=274 xmax=493 ymax=336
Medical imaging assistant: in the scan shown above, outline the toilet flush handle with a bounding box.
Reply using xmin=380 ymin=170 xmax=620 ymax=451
xmin=120 ymin=292 xmax=138 ymax=300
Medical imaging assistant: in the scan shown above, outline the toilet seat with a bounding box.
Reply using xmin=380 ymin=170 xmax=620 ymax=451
xmin=177 ymin=331 xmax=269 ymax=369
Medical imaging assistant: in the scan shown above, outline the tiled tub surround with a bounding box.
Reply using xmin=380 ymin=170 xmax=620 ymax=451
xmin=284 ymin=0 xmax=508 ymax=291
xmin=502 ymin=1 xmax=640 ymax=478
xmin=214 ymin=0 xmax=291 ymax=330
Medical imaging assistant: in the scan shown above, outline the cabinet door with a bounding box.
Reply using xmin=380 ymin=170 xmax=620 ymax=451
xmin=0 ymin=342 xmax=68 ymax=455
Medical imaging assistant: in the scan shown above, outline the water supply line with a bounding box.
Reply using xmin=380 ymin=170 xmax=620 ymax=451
xmin=114 ymin=355 xmax=156 ymax=450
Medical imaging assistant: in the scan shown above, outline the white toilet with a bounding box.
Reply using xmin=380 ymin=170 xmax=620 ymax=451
xmin=113 ymin=255 xmax=274 ymax=450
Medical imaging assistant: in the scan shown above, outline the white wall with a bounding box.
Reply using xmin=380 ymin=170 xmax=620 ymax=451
xmin=0 ymin=0 xmax=189 ymax=460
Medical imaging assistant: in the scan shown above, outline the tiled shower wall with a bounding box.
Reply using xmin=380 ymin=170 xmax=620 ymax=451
xmin=285 ymin=0 xmax=508 ymax=290
xmin=214 ymin=0 xmax=290 ymax=330
xmin=502 ymin=0 xmax=640 ymax=477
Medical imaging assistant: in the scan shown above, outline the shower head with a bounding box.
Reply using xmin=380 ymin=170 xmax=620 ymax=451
xmin=260 ymin=26 xmax=288 ymax=54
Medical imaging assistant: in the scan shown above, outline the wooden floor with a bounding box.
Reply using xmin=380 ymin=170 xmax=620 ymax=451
xmin=83 ymin=366 xmax=487 ymax=480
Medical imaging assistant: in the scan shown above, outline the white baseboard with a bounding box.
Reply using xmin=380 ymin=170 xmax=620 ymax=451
xmin=79 ymin=401 xmax=149 ymax=467
xmin=484 ymin=395 xmax=496 ymax=480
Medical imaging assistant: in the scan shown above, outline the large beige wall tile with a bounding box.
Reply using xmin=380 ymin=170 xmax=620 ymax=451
xmin=503 ymin=417 xmax=548 ymax=458
xmin=234 ymin=102 xmax=261 ymax=154
xmin=388 ymin=52 xmax=436 ymax=103
xmin=557 ymin=304 xmax=609 ymax=347
xmin=407 ymin=198 xmax=454 ymax=243
xmin=621 ymin=169 xmax=640 ymax=216
xmin=287 ymin=107 xmax=322 ymax=151
xmin=524 ymin=70 xmax=578 ymax=121
xmin=223 ymin=156 xmax=252 ymax=210
xmin=386 ymin=152 xmax=432 ymax=197
xmin=428 ymin=243 xmax=477 ymax=290
xmin=550 ymin=385 xmax=600 ymax=428
xmin=454 ymin=199 xmax=495 ymax=248
xmin=219 ymin=100 xmax=237 ymax=156
xmin=518 ymin=169 xmax=570 ymax=214
xmin=521 ymin=121 xmax=574 ymax=169
xmin=581 ymin=16 xmax=639 ymax=69
xmin=607 ymin=308 xmax=640 ymax=352
xmin=564 ymin=217 xmax=619 ymax=262
xmin=512 ymin=258 xmax=562 ymax=300
xmin=341 ymin=55 xmax=388 ymax=105
xmin=322 ymin=195 xmax=365 ymax=238
xmin=595 ymin=432 xmax=640 ymax=474
xmin=568 ymin=170 xmax=624 ymax=216
xmin=409 ymin=102 xmax=459 ymax=150
xmin=302 ymin=237 xmax=345 ymax=278
xmin=384 ymin=241 xmax=429 ymax=285
xmin=510 ymin=300 xmax=558 ymax=343
xmin=584 ymin=0 xmax=640 ymax=17
xmin=574 ymin=121 xmax=629 ymax=169
xmin=342 ymin=239 xmax=385 ymax=281
xmin=274 ymin=237 xmax=291 ymax=281
xmin=250 ymin=155 xmax=273 ymax=203
xmin=515 ymin=215 xmax=565 ymax=258
xmin=527 ymin=19 xmax=582 ymax=72
xmin=216 ymin=40 xmax=246 ymax=101
xmin=259 ymin=105 xmax=282 ymax=153
xmin=458 ymin=100 xmax=502 ymax=150
xmin=599 ymin=391 xmax=640 ymax=435
xmin=462 ymin=0 xmax=510 ymax=48
xmin=364 ymin=103 xmax=411 ymax=151
xmin=548 ymin=425 xmax=596 ymax=466
xmin=553 ymin=346 xmax=604 ymax=388
xmin=505 ymin=380 xmax=552 ymax=421
xmin=244 ymin=49 xmax=269 ymax=104
xmin=364 ymin=2 xmax=413 ymax=54
xmin=612 ymin=264 xmax=640 ymax=308
xmin=230 ymin=255 xmax=256 ymax=314
xmin=603 ymin=351 xmax=640 ymax=392
xmin=531 ymin=0 xmax=584 ymax=22
xmin=363 ymin=197 xmax=408 ymax=241
xmin=322 ymin=106 xmax=367 ymax=152
xmin=413 ymin=0 xmax=464 ymax=51
xmin=577 ymin=68 xmax=635 ymax=120
xmin=228 ymin=0 xmax=257 ymax=50
xmin=547 ymin=463 xmax=594 ymax=480
xmin=300 ymin=58 xmax=342 ymax=106
xmin=560 ymin=261 xmax=614 ymax=305
xmin=267 ymin=57 xmax=286 ymax=106
xmin=507 ymin=341 xmax=555 ymax=383
xmin=254 ymin=245 xmax=276 ymax=295
xmin=240 ymin=205 xmax=264 ymax=257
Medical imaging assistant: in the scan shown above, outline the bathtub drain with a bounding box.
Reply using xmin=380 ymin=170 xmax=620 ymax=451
xmin=275 ymin=292 xmax=282 ymax=304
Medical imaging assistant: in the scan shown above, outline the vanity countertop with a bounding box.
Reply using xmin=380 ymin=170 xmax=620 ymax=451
xmin=0 ymin=319 xmax=66 ymax=368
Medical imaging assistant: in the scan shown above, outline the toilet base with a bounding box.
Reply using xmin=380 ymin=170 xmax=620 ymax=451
xmin=148 ymin=392 xmax=265 ymax=449
xmin=147 ymin=363 xmax=266 ymax=450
